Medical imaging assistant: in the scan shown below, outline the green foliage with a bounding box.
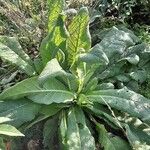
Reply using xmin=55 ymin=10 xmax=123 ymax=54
xmin=0 ymin=117 xmax=24 ymax=149
xmin=0 ymin=0 xmax=150 ymax=149
xmin=96 ymin=122 xmax=131 ymax=150
xmin=0 ymin=36 xmax=35 ymax=76
xmin=94 ymin=0 xmax=150 ymax=23
xmin=67 ymin=7 xmax=91 ymax=65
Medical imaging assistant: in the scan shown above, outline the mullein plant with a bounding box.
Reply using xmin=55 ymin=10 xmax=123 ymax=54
xmin=0 ymin=0 xmax=150 ymax=149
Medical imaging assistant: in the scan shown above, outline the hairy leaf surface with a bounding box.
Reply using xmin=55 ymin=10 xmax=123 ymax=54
xmin=0 ymin=77 xmax=75 ymax=105
xmin=79 ymin=44 xmax=109 ymax=65
xmin=87 ymin=88 xmax=150 ymax=124
xmin=0 ymin=99 xmax=40 ymax=127
xmin=47 ymin=0 xmax=65 ymax=33
xmin=60 ymin=107 xmax=95 ymax=150
xmin=67 ymin=7 xmax=91 ymax=65
xmin=40 ymin=0 xmax=68 ymax=65
xmin=39 ymin=59 xmax=78 ymax=91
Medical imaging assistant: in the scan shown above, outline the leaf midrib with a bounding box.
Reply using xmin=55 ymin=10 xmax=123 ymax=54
xmin=2 ymin=89 xmax=75 ymax=99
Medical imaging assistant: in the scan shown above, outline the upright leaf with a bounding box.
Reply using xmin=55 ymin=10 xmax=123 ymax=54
xmin=39 ymin=59 xmax=78 ymax=91
xmin=40 ymin=16 xmax=68 ymax=65
xmin=67 ymin=7 xmax=91 ymax=65
xmin=40 ymin=0 xmax=68 ymax=65
xmin=60 ymin=107 xmax=95 ymax=150
xmin=47 ymin=0 xmax=65 ymax=33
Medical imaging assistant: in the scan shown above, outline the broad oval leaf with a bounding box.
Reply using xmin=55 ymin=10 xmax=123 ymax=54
xmin=98 ymin=27 xmax=139 ymax=60
xmin=87 ymin=88 xmax=150 ymax=124
xmin=39 ymin=58 xmax=67 ymax=83
xmin=79 ymin=44 xmax=109 ymax=65
xmin=39 ymin=58 xmax=78 ymax=91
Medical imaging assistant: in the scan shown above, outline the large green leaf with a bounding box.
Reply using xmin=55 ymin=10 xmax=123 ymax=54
xmin=95 ymin=27 xmax=150 ymax=94
xmin=96 ymin=123 xmax=131 ymax=150
xmin=0 ymin=77 xmax=75 ymax=105
xmin=87 ymin=87 xmax=150 ymax=124
xmin=0 ymin=124 xmax=24 ymax=136
xmin=39 ymin=58 xmax=78 ymax=91
xmin=98 ymin=27 xmax=139 ymax=60
xmin=86 ymin=103 xmax=120 ymax=129
xmin=0 ymin=99 xmax=40 ymax=127
xmin=40 ymin=16 xmax=68 ymax=65
xmin=79 ymin=44 xmax=109 ymax=65
xmin=47 ymin=0 xmax=65 ymax=33
xmin=0 ymin=43 xmax=35 ymax=76
xmin=60 ymin=107 xmax=95 ymax=150
xmin=73 ymin=107 xmax=95 ymax=150
xmin=67 ymin=7 xmax=91 ymax=65
xmin=40 ymin=0 xmax=68 ymax=65
xmin=39 ymin=58 xmax=67 ymax=83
